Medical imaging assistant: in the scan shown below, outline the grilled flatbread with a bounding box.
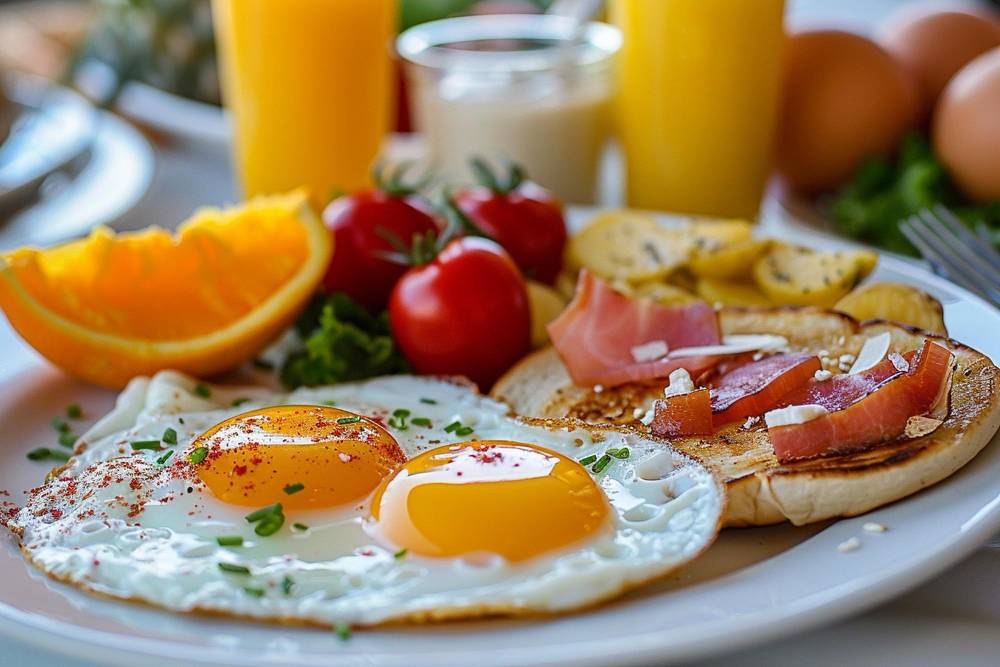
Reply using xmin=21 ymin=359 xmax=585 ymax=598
xmin=493 ymin=307 xmax=1000 ymax=526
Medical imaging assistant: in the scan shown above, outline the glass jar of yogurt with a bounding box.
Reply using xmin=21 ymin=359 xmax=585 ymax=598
xmin=397 ymin=15 xmax=621 ymax=205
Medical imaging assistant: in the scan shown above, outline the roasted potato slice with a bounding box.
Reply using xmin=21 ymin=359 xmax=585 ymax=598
xmin=623 ymin=279 xmax=699 ymax=304
xmin=569 ymin=210 xmax=692 ymax=283
xmin=689 ymin=239 xmax=771 ymax=279
xmin=696 ymin=277 xmax=771 ymax=306
xmin=752 ymin=245 xmax=879 ymax=307
xmin=835 ymin=282 xmax=946 ymax=334
xmin=527 ymin=280 xmax=568 ymax=348
xmin=688 ymin=219 xmax=754 ymax=251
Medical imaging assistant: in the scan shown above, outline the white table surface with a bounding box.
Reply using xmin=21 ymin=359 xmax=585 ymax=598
xmin=5 ymin=0 xmax=1000 ymax=664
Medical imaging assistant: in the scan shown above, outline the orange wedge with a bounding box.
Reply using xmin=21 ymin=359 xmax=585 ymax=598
xmin=0 ymin=191 xmax=331 ymax=388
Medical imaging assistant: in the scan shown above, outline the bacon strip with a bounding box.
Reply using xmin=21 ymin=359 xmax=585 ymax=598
xmin=547 ymin=271 xmax=722 ymax=387
xmin=710 ymin=353 xmax=821 ymax=427
xmin=651 ymin=389 xmax=714 ymax=437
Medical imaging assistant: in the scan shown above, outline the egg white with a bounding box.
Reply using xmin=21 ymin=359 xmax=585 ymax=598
xmin=11 ymin=371 xmax=723 ymax=626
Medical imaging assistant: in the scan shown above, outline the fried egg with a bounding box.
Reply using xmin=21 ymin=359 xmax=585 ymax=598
xmin=10 ymin=372 xmax=722 ymax=626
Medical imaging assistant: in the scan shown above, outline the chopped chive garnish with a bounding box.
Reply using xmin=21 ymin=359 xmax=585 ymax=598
xmin=246 ymin=503 xmax=285 ymax=536
xmin=455 ymin=426 xmax=474 ymax=437
xmin=292 ymin=522 xmax=309 ymax=531
xmin=444 ymin=421 xmax=461 ymax=433
xmin=336 ymin=416 xmax=361 ymax=424
xmin=591 ymin=454 xmax=612 ymax=474
xmin=218 ymin=562 xmax=250 ymax=575
xmin=217 ymin=535 xmax=244 ymax=547
xmin=281 ymin=575 xmax=294 ymax=595
xmin=610 ymin=447 xmax=630 ymax=460
xmin=156 ymin=450 xmax=174 ymax=465
xmin=51 ymin=416 xmax=69 ymax=432
xmin=243 ymin=586 xmax=265 ymax=597
xmin=178 ymin=417 xmax=185 ymax=425
xmin=231 ymin=398 xmax=250 ymax=407
xmin=26 ymin=447 xmax=70 ymax=462
xmin=322 ymin=399 xmax=337 ymax=406
xmin=334 ymin=623 xmax=352 ymax=641
xmin=411 ymin=417 xmax=432 ymax=427
xmin=252 ymin=358 xmax=274 ymax=370
xmin=130 ymin=440 xmax=162 ymax=451
xmin=194 ymin=383 xmax=211 ymax=398
xmin=394 ymin=548 xmax=408 ymax=560
xmin=245 ymin=503 xmax=283 ymax=522
xmin=578 ymin=454 xmax=597 ymax=466
xmin=283 ymin=482 xmax=304 ymax=495
xmin=189 ymin=447 xmax=209 ymax=464
xmin=605 ymin=447 xmax=620 ymax=458
xmin=392 ymin=408 xmax=411 ymax=418
xmin=419 ymin=397 xmax=437 ymax=405
xmin=162 ymin=427 xmax=178 ymax=445
xmin=57 ymin=431 xmax=77 ymax=447
xmin=66 ymin=404 xmax=82 ymax=419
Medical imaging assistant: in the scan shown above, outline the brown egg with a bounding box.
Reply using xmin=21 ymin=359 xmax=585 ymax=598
xmin=880 ymin=5 xmax=1000 ymax=121
xmin=934 ymin=47 xmax=1000 ymax=202
xmin=776 ymin=30 xmax=917 ymax=196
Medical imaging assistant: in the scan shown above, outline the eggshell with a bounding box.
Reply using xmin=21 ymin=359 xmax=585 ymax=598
xmin=880 ymin=5 xmax=1000 ymax=120
xmin=933 ymin=47 xmax=1000 ymax=202
xmin=776 ymin=30 xmax=917 ymax=196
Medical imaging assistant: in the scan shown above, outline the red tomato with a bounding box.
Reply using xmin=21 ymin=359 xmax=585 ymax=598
xmin=389 ymin=237 xmax=531 ymax=389
xmin=452 ymin=160 xmax=566 ymax=284
xmin=321 ymin=186 xmax=440 ymax=311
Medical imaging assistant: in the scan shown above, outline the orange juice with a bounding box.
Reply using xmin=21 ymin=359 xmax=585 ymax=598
xmin=212 ymin=0 xmax=395 ymax=206
xmin=611 ymin=0 xmax=785 ymax=219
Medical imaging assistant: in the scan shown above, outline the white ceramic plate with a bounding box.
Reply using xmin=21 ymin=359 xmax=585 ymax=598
xmin=1 ymin=222 xmax=999 ymax=667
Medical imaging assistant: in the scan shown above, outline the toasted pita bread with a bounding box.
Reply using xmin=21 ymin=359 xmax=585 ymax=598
xmin=493 ymin=307 xmax=1000 ymax=527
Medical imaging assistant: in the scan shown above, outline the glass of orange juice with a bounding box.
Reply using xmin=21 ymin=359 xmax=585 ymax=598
xmin=212 ymin=0 xmax=396 ymax=206
xmin=610 ymin=0 xmax=786 ymax=219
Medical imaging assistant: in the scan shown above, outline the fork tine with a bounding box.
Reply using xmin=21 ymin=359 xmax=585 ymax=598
xmin=900 ymin=218 xmax=1000 ymax=305
xmin=976 ymin=222 xmax=994 ymax=248
xmin=917 ymin=209 xmax=1000 ymax=287
xmin=930 ymin=205 xmax=1000 ymax=273
xmin=909 ymin=214 xmax=1000 ymax=303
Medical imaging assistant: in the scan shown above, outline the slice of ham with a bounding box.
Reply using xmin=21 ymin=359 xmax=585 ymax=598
xmin=547 ymin=270 xmax=722 ymax=387
xmin=651 ymin=388 xmax=714 ymax=437
xmin=769 ymin=340 xmax=954 ymax=462
xmin=777 ymin=350 xmax=919 ymax=412
xmin=709 ymin=354 xmax=821 ymax=427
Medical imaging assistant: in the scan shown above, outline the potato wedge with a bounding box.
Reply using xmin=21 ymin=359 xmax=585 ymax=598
xmin=752 ymin=245 xmax=879 ymax=307
xmin=569 ymin=210 xmax=691 ymax=283
xmin=688 ymin=219 xmax=754 ymax=252
xmin=696 ymin=277 xmax=772 ymax=306
xmin=689 ymin=239 xmax=771 ymax=279
xmin=527 ymin=280 xmax=568 ymax=348
xmin=835 ymin=282 xmax=946 ymax=334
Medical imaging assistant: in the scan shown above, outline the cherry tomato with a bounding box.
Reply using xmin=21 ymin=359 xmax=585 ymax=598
xmin=321 ymin=166 xmax=441 ymax=311
xmin=452 ymin=160 xmax=566 ymax=285
xmin=389 ymin=237 xmax=531 ymax=389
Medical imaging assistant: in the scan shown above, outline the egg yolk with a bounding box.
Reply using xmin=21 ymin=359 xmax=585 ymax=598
xmin=367 ymin=441 xmax=611 ymax=563
xmin=193 ymin=405 xmax=406 ymax=510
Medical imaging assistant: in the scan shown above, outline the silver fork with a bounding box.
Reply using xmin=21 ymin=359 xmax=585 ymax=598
xmin=899 ymin=206 xmax=1000 ymax=307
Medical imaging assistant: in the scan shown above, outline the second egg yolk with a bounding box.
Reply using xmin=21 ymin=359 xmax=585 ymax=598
xmin=193 ymin=405 xmax=406 ymax=510
xmin=367 ymin=441 xmax=611 ymax=563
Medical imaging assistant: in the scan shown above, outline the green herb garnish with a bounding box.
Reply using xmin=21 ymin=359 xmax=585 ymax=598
xmin=66 ymin=404 xmax=82 ymax=419
xmin=411 ymin=417 xmax=432 ymax=427
xmin=591 ymin=454 xmax=612 ymax=474
xmin=388 ymin=408 xmax=410 ymax=430
xmin=419 ymin=397 xmax=437 ymax=405
xmin=231 ymin=398 xmax=250 ymax=407
xmin=217 ymin=535 xmax=244 ymax=547
xmin=162 ymin=427 xmax=178 ymax=445
xmin=243 ymin=586 xmax=266 ymax=598
xmin=130 ymin=440 xmax=162 ymax=451
xmin=292 ymin=522 xmax=309 ymax=531
xmin=322 ymin=399 xmax=337 ymax=406
xmin=283 ymin=483 xmax=304 ymax=495
xmin=246 ymin=503 xmax=285 ymax=536
xmin=51 ymin=416 xmax=69 ymax=433
xmin=444 ymin=421 xmax=461 ymax=433
xmin=156 ymin=450 xmax=174 ymax=465
xmin=455 ymin=426 xmax=474 ymax=437
xmin=218 ymin=562 xmax=251 ymax=575
xmin=394 ymin=548 xmax=408 ymax=560
xmin=194 ymin=383 xmax=211 ymax=398
xmin=189 ymin=447 xmax=209 ymax=464
xmin=578 ymin=454 xmax=597 ymax=466
xmin=279 ymin=292 xmax=409 ymax=389
xmin=26 ymin=447 xmax=70 ymax=462
xmin=334 ymin=623 xmax=352 ymax=641
xmin=610 ymin=447 xmax=630 ymax=460
xmin=57 ymin=431 xmax=77 ymax=448
xmin=282 ymin=575 xmax=294 ymax=595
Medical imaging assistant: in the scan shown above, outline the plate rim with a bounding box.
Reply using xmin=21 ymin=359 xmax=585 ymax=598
xmin=0 ymin=229 xmax=999 ymax=667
